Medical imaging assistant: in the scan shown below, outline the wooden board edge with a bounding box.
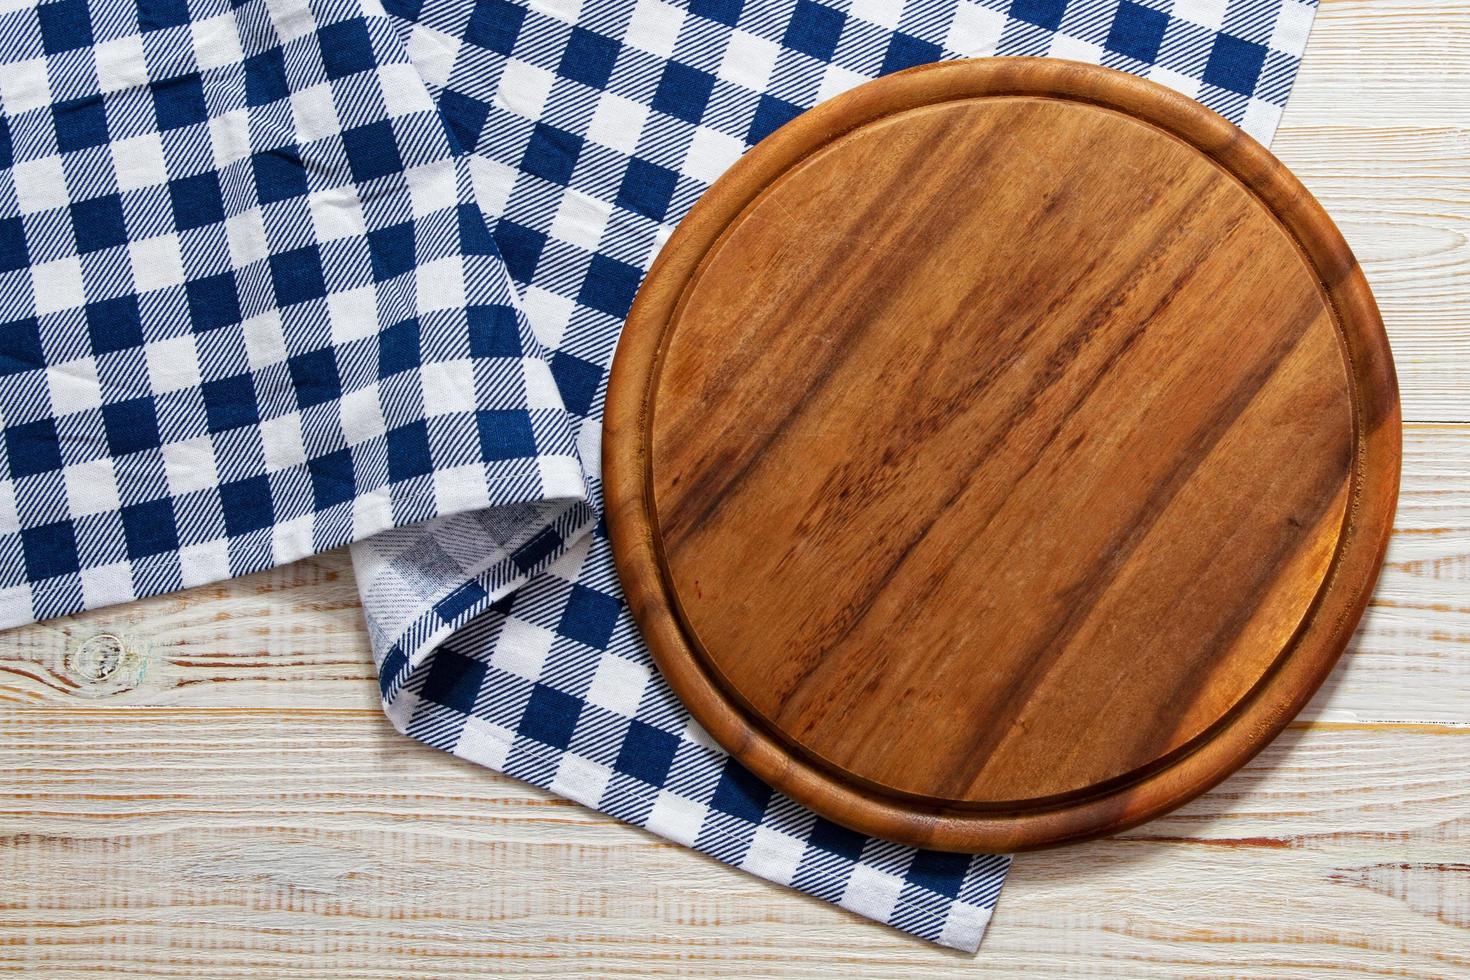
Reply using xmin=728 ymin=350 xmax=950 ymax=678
xmin=603 ymin=58 xmax=1402 ymax=852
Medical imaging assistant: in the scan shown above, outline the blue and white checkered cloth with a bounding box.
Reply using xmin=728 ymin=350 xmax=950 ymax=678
xmin=0 ymin=0 xmax=1317 ymax=951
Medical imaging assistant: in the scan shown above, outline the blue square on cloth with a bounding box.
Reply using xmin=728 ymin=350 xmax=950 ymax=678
xmin=343 ymin=121 xmax=404 ymax=184
xmin=0 ymin=317 xmax=43 ymax=375
xmin=1106 ymin=1 xmax=1168 ymax=63
xmin=37 ymin=0 xmax=92 ymax=54
xmin=5 ymin=419 xmax=62 ymax=478
xmin=521 ymin=123 xmax=583 ymax=186
xmin=120 ymin=498 xmax=179 ymax=560
xmin=369 ymin=221 xmax=416 ymax=282
xmin=466 ymin=0 xmax=525 ymax=55
xmin=287 ymin=347 xmax=341 ymax=409
xmin=252 ymin=147 xmax=310 ymax=205
xmin=493 ymin=220 xmax=546 ymax=281
xmin=309 ymin=448 xmax=356 ymax=510
xmin=518 ymin=683 xmax=583 ymax=749
xmin=558 ymin=583 xmax=620 ymax=649
xmin=386 ymin=420 xmax=434 ymax=482
xmin=616 ymin=158 xmax=678 ymax=221
xmin=377 ymin=317 xmax=420 ymax=378
xmin=382 ymin=0 xmax=422 ymax=19
xmin=169 ymin=172 xmax=226 ymax=231
xmin=318 ymin=19 xmax=377 ymax=80
xmin=201 ymin=373 xmax=260 ymax=433
xmin=577 ymin=254 xmax=641 ymax=318
xmin=749 ymin=93 xmax=803 ymax=143
xmin=549 ymin=351 xmax=600 ymax=417
xmin=85 ymin=295 xmax=144 ymax=355
xmin=137 ymin=0 xmax=190 ymax=32
xmin=0 ymin=117 xmax=12 ymax=169
xmin=270 ymin=245 xmax=328 ymax=307
xmin=809 ymin=816 xmax=866 ymax=860
xmin=467 ymin=305 xmax=521 ymax=358
xmin=1010 ymin=0 xmax=1066 ymax=31
xmin=439 ymin=90 xmax=491 ymax=151
xmin=1204 ymin=34 xmax=1267 ymax=96
xmin=151 ymin=75 xmax=209 ymax=131
xmin=475 ymin=409 xmax=537 ymax=461
xmin=710 ymin=760 xmax=772 ymax=823
xmin=616 ymin=719 xmax=678 ymax=785
xmin=458 ymin=204 xmax=497 ymax=255
xmin=53 ymin=96 xmax=110 ymax=152
xmin=102 ymin=397 xmax=163 ymax=456
xmin=71 ymin=195 xmax=128 ymax=254
xmin=244 ymin=48 xmax=290 ymax=107
xmin=0 ymin=217 xmax=29 ymax=272
xmin=22 ymin=521 xmax=80 ymax=581
xmin=881 ymin=34 xmax=941 ymax=75
xmin=219 ymin=475 xmax=275 ymax=537
xmin=510 ymin=526 xmax=563 ymax=573
xmin=906 ymin=849 xmax=970 ymax=899
xmin=186 ymin=272 xmax=242 ymax=332
xmin=559 ymin=27 xmax=620 ymax=89
xmin=690 ymin=0 xmax=743 ymax=27
xmin=421 ymin=648 xmax=487 ymax=714
xmin=653 ymin=62 xmax=716 ymax=124
xmin=783 ymin=0 xmax=844 ymax=60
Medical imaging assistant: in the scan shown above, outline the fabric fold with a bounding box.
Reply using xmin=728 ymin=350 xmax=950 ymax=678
xmin=348 ymin=0 xmax=1319 ymax=952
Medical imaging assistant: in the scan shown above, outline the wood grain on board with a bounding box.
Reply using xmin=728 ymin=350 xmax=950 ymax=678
xmin=604 ymin=58 xmax=1399 ymax=852
xmin=1 ymin=0 xmax=1467 ymax=973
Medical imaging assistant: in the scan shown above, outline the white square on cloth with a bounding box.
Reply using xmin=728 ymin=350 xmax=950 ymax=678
xmin=646 ymin=790 xmax=709 ymax=847
xmin=45 ymin=356 xmax=103 ymax=414
xmin=420 ymin=359 xmax=476 ymax=416
xmin=717 ymin=31 xmax=779 ymax=91
xmin=129 ymin=234 xmax=189 ymax=293
xmin=496 ymin=59 xmax=556 ymax=119
xmin=161 ymin=435 xmax=221 ymax=496
xmin=741 ymin=826 xmax=809 ymax=887
xmin=291 ymin=84 xmax=343 ymax=143
xmin=626 ymin=0 xmax=683 ymax=58
xmin=586 ymin=91 xmax=649 ymax=154
xmin=145 ymin=335 xmax=203 ymax=393
xmin=585 ymin=652 xmax=650 ymax=717
xmin=491 ymin=615 xmax=556 ymax=680
xmin=840 ymin=864 xmax=906 ymax=923
xmin=92 ymin=35 xmax=148 ymax=93
xmin=63 ymin=458 xmax=121 ymax=516
xmin=13 ymin=155 xmax=70 ymax=213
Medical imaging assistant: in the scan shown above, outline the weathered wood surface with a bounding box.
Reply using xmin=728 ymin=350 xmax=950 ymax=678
xmin=2 ymin=0 xmax=1468 ymax=973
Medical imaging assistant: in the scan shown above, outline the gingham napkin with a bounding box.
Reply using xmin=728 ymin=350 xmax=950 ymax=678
xmin=0 ymin=0 xmax=1317 ymax=951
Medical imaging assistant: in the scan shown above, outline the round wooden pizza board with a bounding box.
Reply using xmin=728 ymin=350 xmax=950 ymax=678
xmin=603 ymin=59 xmax=1400 ymax=852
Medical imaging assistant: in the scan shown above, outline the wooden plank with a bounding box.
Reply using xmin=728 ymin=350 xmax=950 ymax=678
xmin=1304 ymin=423 xmax=1470 ymax=725
xmin=1275 ymin=0 xmax=1470 ymax=423
xmin=0 ymin=553 xmax=379 ymax=710
xmin=0 ymin=711 xmax=1464 ymax=976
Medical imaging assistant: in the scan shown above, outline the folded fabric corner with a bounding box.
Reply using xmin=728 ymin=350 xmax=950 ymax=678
xmin=0 ymin=0 xmax=592 ymax=631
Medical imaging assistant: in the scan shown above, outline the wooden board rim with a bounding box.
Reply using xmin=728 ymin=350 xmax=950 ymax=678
xmin=603 ymin=58 xmax=1401 ymax=852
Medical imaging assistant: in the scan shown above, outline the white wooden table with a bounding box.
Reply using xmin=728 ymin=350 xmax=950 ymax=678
xmin=2 ymin=1 xmax=1468 ymax=973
